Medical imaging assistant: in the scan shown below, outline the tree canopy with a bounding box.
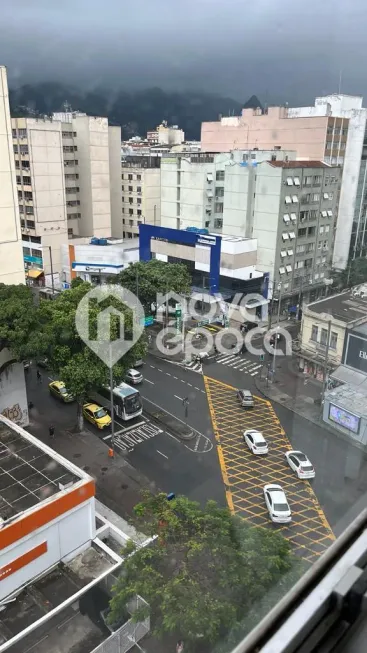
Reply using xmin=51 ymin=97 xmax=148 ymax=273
xmin=32 ymin=281 xmax=147 ymax=428
xmin=113 ymin=260 xmax=192 ymax=314
xmin=109 ymin=493 xmax=302 ymax=651
xmin=0 ymin=284 xmax=39 ymax=364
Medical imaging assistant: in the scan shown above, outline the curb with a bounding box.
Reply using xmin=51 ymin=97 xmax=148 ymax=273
xmin=143 ymin=402 xmax=195 ymax=441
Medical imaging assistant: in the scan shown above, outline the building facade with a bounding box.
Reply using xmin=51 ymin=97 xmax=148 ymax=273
xmin=12 ymin=112 xmax=120 ymax=281
xmin=61 ymin=237 xmax=139 ymax=284
xmin=119 ymin=156 xmax=161 ymax=239
xmin=201 ymin=95 xmax=367 ymax=269
xmin=0 ymin=67 xmax=26 ymax=285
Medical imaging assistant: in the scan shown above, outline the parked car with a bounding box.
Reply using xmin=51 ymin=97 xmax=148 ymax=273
xmin=285 ymin=450 xmax=315 ymax=479
xmin=49 ymin=380 xmax=75 ymax=403
xmin=236 ymin=389 xmax=254 ymax=408
xmin=243 ymin=429 xmax=268 ymax=455
xmin=82 ymin=403 xmax=111 ymax=429
xmin=134 ymin=359 xmax=144 ymax=368
xmin=125 ymin=369 xmax=143 ymax=385
xmin=263 ymin=484 xmax=292 ymax=523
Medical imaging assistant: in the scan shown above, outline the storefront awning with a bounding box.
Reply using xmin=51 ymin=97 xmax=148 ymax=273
xmin=27 ymin=269 xmax=44 ymax=279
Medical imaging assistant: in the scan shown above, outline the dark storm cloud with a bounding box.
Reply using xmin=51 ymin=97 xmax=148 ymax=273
xmin=1 ymin=0 xmax=367 ymax=103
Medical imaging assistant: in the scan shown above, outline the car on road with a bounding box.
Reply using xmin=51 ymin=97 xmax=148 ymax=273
xmin=37 ymin=357 xmax=49 ymax=368
xmin=263 ymin=484 xmax=292 ymax=523
xmin=125 ymin=369 xmax=143 ymax=385
xmin=243 ymin=429 xmax=268 ymax=454
xmin=49 ymin=380 xmax=75 ymax=403
xmin=82 ymin=403 xmax=111 ymax=429
xmin=285 ymin=450 xmax=315 ymax=479
xmin=236 ymin=389 xmax=254 ymax=408
xmin=134 ymin=359 xmax=144 ymax=368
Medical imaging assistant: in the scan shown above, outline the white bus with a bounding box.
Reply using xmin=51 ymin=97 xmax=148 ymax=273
xmin=91 ymin=382 xmax=143 ymax=421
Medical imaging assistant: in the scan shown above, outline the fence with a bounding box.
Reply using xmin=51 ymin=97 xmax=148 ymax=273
xmin=90 ymin=595 xmax=150 ymax=653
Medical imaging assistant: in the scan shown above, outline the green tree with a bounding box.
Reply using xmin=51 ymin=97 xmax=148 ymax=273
xmin=332 ymin=256 xmax=367 ymax=290
xmin=113 ymin=260 xmax=192 ymax=314
xmin=109 ymin=493 xmax=301 ymax=651
xmin=0 ymin=284 xmax=39 ymax=371
xmin=34 ymin=281 xmax=147 ymax=430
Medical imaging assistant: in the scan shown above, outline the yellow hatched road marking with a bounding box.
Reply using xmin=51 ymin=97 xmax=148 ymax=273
xmin=204 ymin=375 xmax=335 ymax=563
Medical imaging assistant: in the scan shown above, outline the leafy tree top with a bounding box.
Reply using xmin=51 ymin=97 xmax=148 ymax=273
xmin=109 ymin=493 xmax=300 ymax=650
xmin=0 ymin=284 xmax=39 ymax=359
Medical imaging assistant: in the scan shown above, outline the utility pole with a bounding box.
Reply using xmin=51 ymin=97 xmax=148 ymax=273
xmin=109 ymin=345 xmax=115 ymax=455
xmin=48 ymin=246 xmax=55 ymax=296
xmin=321 ymin=319 xmax=332 ymax=405
xmin=276 ymin=282 xmax=282 ymax=324
xmin=154 ymin=204 xmax=157 ymax=226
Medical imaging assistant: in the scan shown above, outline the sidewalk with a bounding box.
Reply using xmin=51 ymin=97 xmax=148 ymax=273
xmin=27 ymin=413 xmax=154 ymax=522
xmin=255 ymin=354 xmax=326 ymax=427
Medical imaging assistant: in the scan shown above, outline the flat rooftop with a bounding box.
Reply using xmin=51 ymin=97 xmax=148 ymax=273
xmin=0 ymin=417 xmax=82 ymax=521
xmin=326 ymin=383 xmax=367 ymax=416
xmin=305 ymin=291 xmax=367 ymax=324
xmin=269 ymin=160 xmax=331 ymax=168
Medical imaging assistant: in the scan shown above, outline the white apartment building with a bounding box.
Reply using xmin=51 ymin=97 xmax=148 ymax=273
xmin=147 ymin=121 xmax=185 ymax=146
xmin=160 ymin=149 xmax=296 ymax=233
xmin=0 ymin=67 xmax=25 ymax=285
xmin=119 ymin=156 xmax=161 ymax=239
xmin=12 ymin=112 xmax=121 ymax=282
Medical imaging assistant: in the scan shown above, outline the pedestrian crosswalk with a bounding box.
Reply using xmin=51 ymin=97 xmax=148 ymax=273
xmin=214 ymin=353 xmax=263 ymax=375
xmin=182 ymin=353 xmax=263 ymax=376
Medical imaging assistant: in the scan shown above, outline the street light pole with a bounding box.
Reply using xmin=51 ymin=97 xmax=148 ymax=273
xmin=109 ymin=345 xmax=115 ymax=454
xmin=321 ymin=319 xmax=332 ymax=405
xmin=48 ymin=246 xmax=55 ymax=296
xmin=276 ymin=282 xmax=282 ymax=324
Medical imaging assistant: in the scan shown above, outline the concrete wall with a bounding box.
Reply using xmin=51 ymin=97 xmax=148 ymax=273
xmin=143 ymin=168 xmax=161 ymax=227
xmin=201 ymin=107 xmax=329 ymax=158
xmin=108 ymin=125 xmax=122 ymax=240
xmin=0 ymin=67 xmax=26 ymax=285
xmin=0 ymin=496 xmax=95 ymax=601
xmin=0 ymin=353 xmax=28 ymax=427
xmin=252 ymin=164 xmax=282 ymax=283
xmin=301 ymin=310 xmax=346 ymax=366
xmin=73 ymin=115 xmax=111 ymax=238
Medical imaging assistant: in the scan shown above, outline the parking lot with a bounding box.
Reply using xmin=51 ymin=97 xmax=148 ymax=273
xmin=204 ymin=375 xmax=335 ymax=564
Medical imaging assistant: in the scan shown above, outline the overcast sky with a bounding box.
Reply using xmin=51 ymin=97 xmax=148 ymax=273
xmin=1 ymin=0 xmax=367 ymax=104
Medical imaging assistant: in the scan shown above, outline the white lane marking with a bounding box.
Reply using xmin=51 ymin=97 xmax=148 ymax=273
xmin=230 ymin=360 xmax=247 ymax=369
xmin=195 ymin=387 xmax=200 ymax=391
xmin=250 ymin=371 xmax=259 ymax=376
xmin=201 ymin=390 xmax=205 ymax=393
xmin=173 ymin=376 xmax=178 ymax=379
xmin=149 ymin=365 xmax=155 ymax=368
xmin=187 ymin=383 xmax=192 ymax=387
xmin=145 ymin=378 xmax=154 ymax=384
xmin=251 ymin=364 xmax=263 ymax=371
xmin=166 ymin=373 xmax=171 ymax=376
xmin=164 ymin=430 xmax=180 ymax=443
xmin=157 ymin=368 xmax=163 ymax=372
xmin=217 ymin=354 xmax=236 ymax=362
xmin=227 ymin=358 xmax=244 ymax=367
xmin=174 ymin=395 xmax=183 ymax=400
xmin=48 ymin=376 xmax=54 ymax=381
xmin=103 ymin=434 xmax=112 ymax=441
xmin=157 ymin=449 xmax=168 ymax=459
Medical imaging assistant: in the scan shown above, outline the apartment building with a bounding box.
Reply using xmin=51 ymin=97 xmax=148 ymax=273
xmin=253 ymin=161 xmax=341 ymax=307
xmin=202 ymin=94 xmax=367 ymax=270
xmin=0 ymin=67 xmax=25 ymax=285
xmin=160 ymin=149 xmax=296 ymax=234
xmin=119 ymin=156 xmax=161 ymax=239
xmin=12 ymin=112 xmax=121 ymax=280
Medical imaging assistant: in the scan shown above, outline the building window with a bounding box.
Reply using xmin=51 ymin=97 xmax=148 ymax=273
xmin=68 ymin=228 xmax=74 ymax=236
xmin=214 ymin=218 xmax=223 ymax=229
xmin=311 ymin=325 xmax=318 ymax=342
xmin=122 ymin=208 xmax=125 ymax=214
xmin=296 ymin=244 xmax=305 ymax=254
xmin=122 ymin=196 xmax=125 ymax=203
xmin=215 ymin=187 xmax=224 ymax=198
xmin=280 ymin=250 xmax=287 ymax=258
xmin=308 ymin=226 xmax=316 ymax=236
xmin=25 ymin=206 xmax=34 ymax=215
xmin=292 ymin=195 xmax=299 ymax=203
xmin=177 ymin=171 xmax=181 ymax=185
xmin=297 ymin=227 xmax=307 ymax=237
xmin=310 ymin=210 xmax=318 ymax=219
xmin=216 ymin=170 xmax=225 ymax=181
xmin=26 ymin=220 xmax=35 ymax=229
xmin=279 ymin=266 xmax=286 ymax=275
xmin=327 ymin=209 xmax=333 ymax=217
xmin=129 ymin=198 xmax=133 ymax=204
xmin=290 ymin=213 xmax=297 ymax=222
xmin=326 ymin=142 xmax=333 ymax=149
xmin=215 ymin=202 xmax=224 ymax=213
xmin=285 ymin=195 xmax=292 ymax=204
xmin=128 ymin=174 xmax=133 ymax=181
xmin=283 ymin=214 xmax=290 ymax=223
xmin=330 ymin=332 xmax=338 ymax=350
xmin=137 ymin=209 xmax=142 ymax=216
xmin=19 ymin=205 xmax=24 ymax=214
xmin=304 ymin=176 xmax=312 ymax=186
xmin=287 ymin=248 xmax=294 ymax=256
xmin=319 ymin=226 xmax=324 ymax=235
xmin=300 ymin=211 xmax=309 ymax=222
xmin=289 ymin=231 xmax=296 ymax=239
xmin=320 ymin=328 xmax=328 ymax=346
xmin=128 ymin=185 xmax=133 ymax=192
xmin=129 ymin=208 xmax=134 ymax=216
xmin=282 ymin=232 xmax=290 ymax=241
xmin=325 ymin=225 xmax=330 ymax=233
xmin=137 ymin=198 xmax=141 ymax=205
xmin=121 ymin=174 xmax=124 ymax=180
xmin=286 ymin=264 xmax=292 ymax=273
xmin=311 ymin=193 xmax=320 ymax=202
xmin=286 ymin=177 xmax=294 ymax=186
xmin=137 ymin=186 xmax=142 ymax=193
xmin=294 ymin=177 xmax=300 ymax=186
xmin=121 ymin=185 xmax=124 ymax=191
xmin=24 ymin=191 xmax=33 ymax=201
xmin=137 ymin=174 xmax=141 ymax=181
xmin=296 ymin=260 xmax=304 ymax=269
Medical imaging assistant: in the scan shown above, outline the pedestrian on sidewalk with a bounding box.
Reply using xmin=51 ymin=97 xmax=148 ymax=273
xmin=37 ymin=370 xmax=42 ymax=384
xmin=176 ymin=640 xmax=184 ymax=653
xmin=28 ymin=401 xmax=34 ymax=411
xmin=49 ymin=424 xmax=55 ymax=439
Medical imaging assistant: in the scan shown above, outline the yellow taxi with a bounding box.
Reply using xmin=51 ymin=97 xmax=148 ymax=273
xmin=82 ymin=403 xmax=111 ymax=429
xmin=49 ymin=380 xmax=75 ymax=403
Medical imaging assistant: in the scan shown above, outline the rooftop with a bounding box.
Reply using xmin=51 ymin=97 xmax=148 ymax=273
xmin=269 ymin=160 xmax=331 ymax=168
xmin=326 ymin=383 xmax=367 ymax=416
xmin=305 ymin=290 xmax=367 ymax=324
xmin=0 ymin=416 xmax=84 ymax=522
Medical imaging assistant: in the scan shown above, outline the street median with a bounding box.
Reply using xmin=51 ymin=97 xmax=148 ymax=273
xmin=143 ymin=397 xmax=195 ymax=441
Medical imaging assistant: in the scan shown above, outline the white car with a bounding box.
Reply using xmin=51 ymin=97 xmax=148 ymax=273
xmin=285 ymin=450 xmax=315 ymax=479
xmin=125 ymin=369 xmax=143 ymax=385
xmin=243 ymin=429 xmax=268 ymax=455
xmin=263 ymin=484 xmax=292 ymax=523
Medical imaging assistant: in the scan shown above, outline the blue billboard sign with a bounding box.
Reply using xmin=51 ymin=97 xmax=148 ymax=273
xmin=24 ymin=255 xmax=43 ymax=265
xmin=139 ymin=224 xmax=221 ymax=294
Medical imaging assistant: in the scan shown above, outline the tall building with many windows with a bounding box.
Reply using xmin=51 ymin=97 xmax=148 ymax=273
xmin=0 ymin=67 xmax=25 ymax=285
xmin=12 ymin=112 xmax=121 ymax=282
xmin=201 ymin=94 xmax=367 ymax=270
xmin=118 ymin=156 xmax=161 ymax=239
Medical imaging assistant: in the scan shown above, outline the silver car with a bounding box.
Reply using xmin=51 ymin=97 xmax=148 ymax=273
xmin=125 ymin=368 xmax=143 ymax=385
